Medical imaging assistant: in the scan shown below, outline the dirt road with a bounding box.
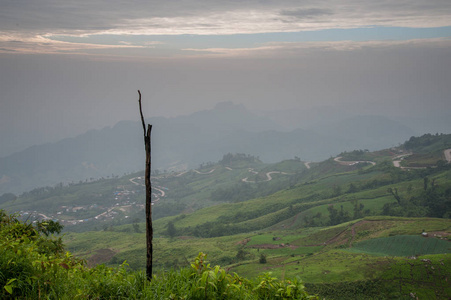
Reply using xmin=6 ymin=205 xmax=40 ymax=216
xmin=193 ymin=169 xmax=216 ymax=175
xmin=444 ymin=149 xmax=451 ymax=163
xmin=241 ymin=170 xmax=291 ymax=183
xmin=334 ymin=157 xmax=376 ymax=166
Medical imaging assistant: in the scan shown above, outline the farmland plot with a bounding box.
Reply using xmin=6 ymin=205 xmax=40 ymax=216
xmin=348 ymin=235 xmax=450 ymax=257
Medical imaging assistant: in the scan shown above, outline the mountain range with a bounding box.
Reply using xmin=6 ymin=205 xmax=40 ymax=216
xmin=0 ymin=102 xmax=434 ymax=195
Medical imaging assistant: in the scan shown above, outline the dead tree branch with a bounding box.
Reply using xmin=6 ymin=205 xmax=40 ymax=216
xmin=138 ymin=90 xmax=153 ymax=281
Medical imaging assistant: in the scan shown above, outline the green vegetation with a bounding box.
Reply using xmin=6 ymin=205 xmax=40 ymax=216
xmin=404 ymin=133 xmax=451 ymax=153
xmin=305 ymin=253 xmax=451 ymax=300
xmin=2 ymin=133 xmax=451 ymax=299
xmin=348 ymin=235 xmax=450 ymax=256
xmin=0 ymin=210 xmax=317 ymax=299
xmin=57 ymin=216 xmax=451 ymax=299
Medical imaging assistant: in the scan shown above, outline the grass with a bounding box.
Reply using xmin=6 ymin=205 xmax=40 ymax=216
xmin=348 ymin=235 xmax=451 ymax=256
xmin=402 ymin=152 xmax=445 ymax=167
xmin=231 ymin=250 xmax=391 ymax=283
xmin=60 ymin=212 xmax=451 ymax=299
xmin=247 ymin=233 xmax=308 ymax=246
xmin=64 ymin=215 xmax=451 ymax=286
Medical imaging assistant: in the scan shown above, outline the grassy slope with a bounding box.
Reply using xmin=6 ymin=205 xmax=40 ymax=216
xmin=64 ymin=216 xmax=450 ymax=274
xmin=153 ymin=162 xmax=451 ymax=237
xmin=5 ymin=134 xmax=451 ymax=297
xmin=57 ymin=137 xmax=451 ymax=282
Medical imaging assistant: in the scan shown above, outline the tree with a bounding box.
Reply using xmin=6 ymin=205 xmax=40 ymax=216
xmin=167 ymin=221 xmax=176 ymax=238
xmin=138 ymin=90 xmax=153 ymax=281
xmin=132 ymin=222 xmax=141 ymax=233
xmin=347 ymin=183 xmax=358 ymax=193
xmin=387 ymin=187 xmax=401 ymax=205
xmin=36 ymin=220 xmax=64 ymax=236
xmin=327 ymin=205 xmax=338 ymax=225
xmin=423 ymin=177 xmax=429 ymax=191
xmin=332 ymin=184 xmax=342 ymax=197
xmin=352 ymin=200 xmax=365 ymax=219
xmin=236 ymin=248 xmax=249 ymax=261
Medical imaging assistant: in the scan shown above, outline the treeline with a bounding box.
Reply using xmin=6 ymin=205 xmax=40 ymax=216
xmin=338 ymin=149 xmax=371 ymax=161
xmin=382 ymin=177 xmax=451 ymax=218
xmin=219 ymin=153 xmax=260 ymax=165
xmin=404 ymin=133 xmax=451 ymax=152
xmin=173 ymin=200 xmax=322 ymax=238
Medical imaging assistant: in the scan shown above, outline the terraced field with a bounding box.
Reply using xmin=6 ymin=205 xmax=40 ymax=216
xmin=348 ymin=235 xmax=450 ymax=256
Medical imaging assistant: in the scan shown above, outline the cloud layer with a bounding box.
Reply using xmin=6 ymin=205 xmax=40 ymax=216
xmin=1 ymin=0 xmax=450 ymax=57
xmin=2 ymin=1 xmax=451 ymax=34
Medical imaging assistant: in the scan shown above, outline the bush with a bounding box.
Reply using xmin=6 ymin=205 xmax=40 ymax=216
xmin=0 ymin=210 xmax=317 ymax=299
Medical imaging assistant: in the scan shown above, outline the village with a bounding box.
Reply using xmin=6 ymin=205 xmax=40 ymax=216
xmin=17 ymin=178 xmax=167 ymax=227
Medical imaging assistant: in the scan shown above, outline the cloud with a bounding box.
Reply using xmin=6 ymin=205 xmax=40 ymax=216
xmin=0 ymin=33 xmax=142 ymax=55
xmin=0 ymin=0 xmax=450 ymax=57
xmin=182 ymin=37 xmax=451 ymax=58
xmin=279 ymin=8 xmax=334 ymax=19
xmin=1 ymin=1 xmax=450 ymax=36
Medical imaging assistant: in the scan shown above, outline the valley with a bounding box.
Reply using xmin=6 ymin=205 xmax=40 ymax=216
xmin=1 ymin=133 xmax=451 ymax=299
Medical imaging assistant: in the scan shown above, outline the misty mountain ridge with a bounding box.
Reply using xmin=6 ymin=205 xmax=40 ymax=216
xmin=263 ymin=103 xmax=451 ymax=134
xmin=311 ymin=115 xmax=416 ymax=149
xmin=0 ymin=102 xmax=441 ymax=195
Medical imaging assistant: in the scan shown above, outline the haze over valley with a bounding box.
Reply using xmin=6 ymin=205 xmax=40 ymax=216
xmin=1 ymin=101 xmax=444 ymax=195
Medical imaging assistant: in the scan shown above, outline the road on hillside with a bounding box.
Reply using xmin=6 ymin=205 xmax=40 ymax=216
xmin=38 ymin=213 xmax=51 ymax=219
xmin=193 ymin=169 xmax=216 ymax=175
xmin=241 ymin=170 xmax=291 ymax=183
xmin=129 ymin=177 xmax=167 ymax=199
xmin=334 ymin=157 xmax=376 ymax=166
xmin=391 ymin=150 xmax=451 ymax=169
xmin=391 ymin=153 xmax=411 ymax=168
xmin=444 ymin=149 xmax=451 ymax=163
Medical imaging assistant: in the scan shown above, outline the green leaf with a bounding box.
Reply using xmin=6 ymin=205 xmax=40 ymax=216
xmin=4 ymin=285 xmax=13 ymax=294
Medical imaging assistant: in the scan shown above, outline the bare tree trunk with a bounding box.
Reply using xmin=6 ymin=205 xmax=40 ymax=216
xmin=138 ymin=90 xmax=153 ymax=281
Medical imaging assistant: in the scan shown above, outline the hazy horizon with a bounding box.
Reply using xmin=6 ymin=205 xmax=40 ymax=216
xmin=1 ymin=0 xmax=451 ymax=157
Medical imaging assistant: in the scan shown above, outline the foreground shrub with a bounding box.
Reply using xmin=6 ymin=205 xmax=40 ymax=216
xmin=1 ymin=210 xmax=316 ymax=299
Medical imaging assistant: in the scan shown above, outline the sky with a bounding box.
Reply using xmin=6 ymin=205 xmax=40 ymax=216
xmin=1 ymin=0 xmax=451 ymax=157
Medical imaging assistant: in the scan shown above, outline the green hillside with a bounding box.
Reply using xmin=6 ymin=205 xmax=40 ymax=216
xmin=349 ymin=235 xmax=450 ymax=256
xmin=62 ymin=216 xmax=450 ymax=299
xmin=0 ymin=210 xmax=318 ymax=299
xmin=2 ymin=133 xmax=451 ymax=299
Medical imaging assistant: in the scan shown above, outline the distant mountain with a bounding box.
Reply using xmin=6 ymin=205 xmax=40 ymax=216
xmin=0 ymin=103 xmax=428 ymax=195
xmin=311 ymin=115 xmax=416 ymax=151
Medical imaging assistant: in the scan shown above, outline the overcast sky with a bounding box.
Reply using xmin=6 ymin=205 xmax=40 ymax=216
xmin=1 ymin=0 xmax=451 ymax=156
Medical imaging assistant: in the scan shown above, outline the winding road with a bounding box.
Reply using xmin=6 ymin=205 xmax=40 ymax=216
xmin=193 ymin=168 xmax=216 ymax=175
xmin=241 ymin=169 xmax=291 ymax=183
xmin=129 ymin=177 xmax=167 ymax=201
xmin=444 ymin=149 xmax=451 ymax=163
xmin=391 ymin=148 xmax=451 ymax=169
xmin=391 ymin=153 xmax=411 ymax=168
xmin=333 ymin=157 xmax=376 ymax=166
xmin=129 ymin=177 xmax=141 ymax=186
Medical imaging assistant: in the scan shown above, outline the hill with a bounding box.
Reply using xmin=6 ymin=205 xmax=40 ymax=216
xmin=1 ymin=133 xmax=451 ymax=298
xmin=2 ymin=133 xmax=451 ymax=233
xmin=0 ymin=103 xmax=422 ymax=195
